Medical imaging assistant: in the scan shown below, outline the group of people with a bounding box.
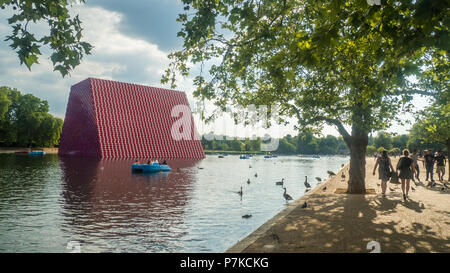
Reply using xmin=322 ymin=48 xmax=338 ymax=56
xmin=373 ymin=149 xmax=447 ymax=200
xmin=134 ymin=159 xmax=168 ymax=165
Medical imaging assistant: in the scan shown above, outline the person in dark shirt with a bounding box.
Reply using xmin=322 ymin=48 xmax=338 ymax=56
xmin=423 ymin=150 xmax=435 ymax=183
xmin=396 ymin=149 xmax=415 ymax=201
xmin=435 ymin=151 xmax=446 ymax=182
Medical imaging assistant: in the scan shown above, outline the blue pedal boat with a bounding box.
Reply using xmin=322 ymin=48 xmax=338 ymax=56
xmin=28 ymin=151 xmax=46 ymax=156
xmin=132 ymin=163 xmax=171 ymax=173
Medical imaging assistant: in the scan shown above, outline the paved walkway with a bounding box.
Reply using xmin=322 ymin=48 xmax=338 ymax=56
xmin=226 ymin=157 xmax=450 ymax=253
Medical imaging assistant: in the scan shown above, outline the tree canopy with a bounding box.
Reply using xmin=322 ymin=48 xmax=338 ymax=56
xmin=1 ymin=0 xmax=92 ymax=76
xmin=0 ymin=86 xmax=63 ymax=147
xmin=164 ymin=0 xmax=449 ymax=193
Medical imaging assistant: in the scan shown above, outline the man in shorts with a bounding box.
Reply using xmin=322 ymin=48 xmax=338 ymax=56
xmin=435 ymin=151 xmax=446 ymax=182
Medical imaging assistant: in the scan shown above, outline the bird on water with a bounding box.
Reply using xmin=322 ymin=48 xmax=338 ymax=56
xmin=237 ymin=187 xmax=243 ymax=196
xmin=242 ymin=214 xmax=252 ymax=218
xmin=315 ymin=177 xmax=322 ymax=183
xmin=304 ymin=176 xmax=311 ymax=188
xmin=276 ymin=178 xmax=284 ymax=185
xmin=247 ymin=179 xmax=251 ymax=184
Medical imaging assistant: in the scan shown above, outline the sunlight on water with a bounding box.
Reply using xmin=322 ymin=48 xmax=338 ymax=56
xmin=0 ymin=154 xmax=348 ymax=252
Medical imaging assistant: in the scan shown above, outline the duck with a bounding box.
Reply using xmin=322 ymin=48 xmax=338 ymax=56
xmin=304 ymin=176 xmax=311 ymax=188
xmin=276 ymin=178 xmax=285 ymax=185
xmin=283 ymin=187 xmax=293 ymax=201
xmin=247 ymin=178 xmax=251 ymax=184
xmin=315 ymin=177 xmax=322 ymax=183
xmin=254 ymin=173 xmax=258 ymax=177
xmin=237 ymin=187 xmax=243 ymax=196
xmin=242 ymin=214 xmax=252 ymax=218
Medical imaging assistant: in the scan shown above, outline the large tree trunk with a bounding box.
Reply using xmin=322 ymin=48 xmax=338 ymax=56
xmin=447 ymin=139 xmax=450 ymax=182
xmin=347 ymin=126 xmax=368 ymax=194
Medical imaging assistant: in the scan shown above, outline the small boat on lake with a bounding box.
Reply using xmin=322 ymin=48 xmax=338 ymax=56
xmin=132 ymin=163 xmax=171 ymax=173
xmin=29 ymin=151 xmax=46 ymax=156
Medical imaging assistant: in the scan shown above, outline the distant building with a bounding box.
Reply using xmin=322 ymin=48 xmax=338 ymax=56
xmin=59 ymin=78 xmax=205 ymax=158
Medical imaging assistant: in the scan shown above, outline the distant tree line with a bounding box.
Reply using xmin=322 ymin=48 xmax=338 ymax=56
xmin=202 ymin=129 xmax=446 ymax=156
xmin=0 ymin=86 xmax=63 ymax=147
xmin=366 ymin=131 xmax=446 ymax=156
xmin=201 ymin=132 xmax=350 ymax=155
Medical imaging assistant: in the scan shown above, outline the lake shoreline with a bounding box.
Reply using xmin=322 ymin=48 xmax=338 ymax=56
xmin=0 ymin=147 xmax=59 ymax=154
xmin=226 ymin=157 xmax=450 ymax=253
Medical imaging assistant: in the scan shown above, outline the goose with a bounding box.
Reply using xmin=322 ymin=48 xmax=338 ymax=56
xmin=242 ymin=214 xmax=252 ymax=218
xmin=304 ymin=176 xmax=311 ymax=188
xmin=327 ymin=170 xmax=336 ymax=177
xmin=236 ymin=187 xmax=243 ymax=196
xmin=283 ymin=187 xmax=293 ymax=201
xmin=301 ymin=201 xmax=307 ymax=208
xmin=276 ymin=178 xmax=285 ymax=185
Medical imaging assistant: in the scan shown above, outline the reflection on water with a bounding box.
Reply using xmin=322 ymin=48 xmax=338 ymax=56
xmin=0 ymin=154 xmax=349 ymax=252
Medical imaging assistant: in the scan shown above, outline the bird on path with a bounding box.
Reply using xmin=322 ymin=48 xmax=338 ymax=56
xmin=322 ymin=186 xmax=327 ymax=191
xmin=283 ymin=187 xmax=293 ymax=202
xmin=327 ymin=170 xmax=336 ymax=177
xmin=275 ymin=178 xmax=285 ymax=185
xmin=301 ymin=201 xmax=307 ymax=208
xmin=341 ymin=172 xmax=346 ymax=181
xmin=304 ymin=176 xmax=311 ymax=188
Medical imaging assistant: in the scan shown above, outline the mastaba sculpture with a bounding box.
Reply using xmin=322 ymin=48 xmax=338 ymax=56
xmin=59 ymin=78 xmax=205 ymax=158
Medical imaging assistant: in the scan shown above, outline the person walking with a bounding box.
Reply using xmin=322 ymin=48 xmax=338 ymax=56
xmin=435 ymin=151 xmax=446 ymax=182
xmin=373 ymin=150 xmax=394 ymax=197
xmin=424 ymin=150 xmax=435 ymax=184
xmin=396 ymin=149 xmax=415 ymax=201
xmin=410 ymin=150 xmax=421 ymax=182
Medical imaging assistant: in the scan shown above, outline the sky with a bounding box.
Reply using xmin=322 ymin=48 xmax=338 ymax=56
xmin=0 ymin=0 xmax=433 ymax=139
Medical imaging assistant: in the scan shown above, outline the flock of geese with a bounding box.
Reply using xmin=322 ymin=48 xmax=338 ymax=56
xmin=236 ymin=168 xmax=342 ymax=218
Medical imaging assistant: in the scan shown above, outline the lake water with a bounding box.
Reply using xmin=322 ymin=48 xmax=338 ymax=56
xmin=0 ymin=154 xmax=348 ymax=252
